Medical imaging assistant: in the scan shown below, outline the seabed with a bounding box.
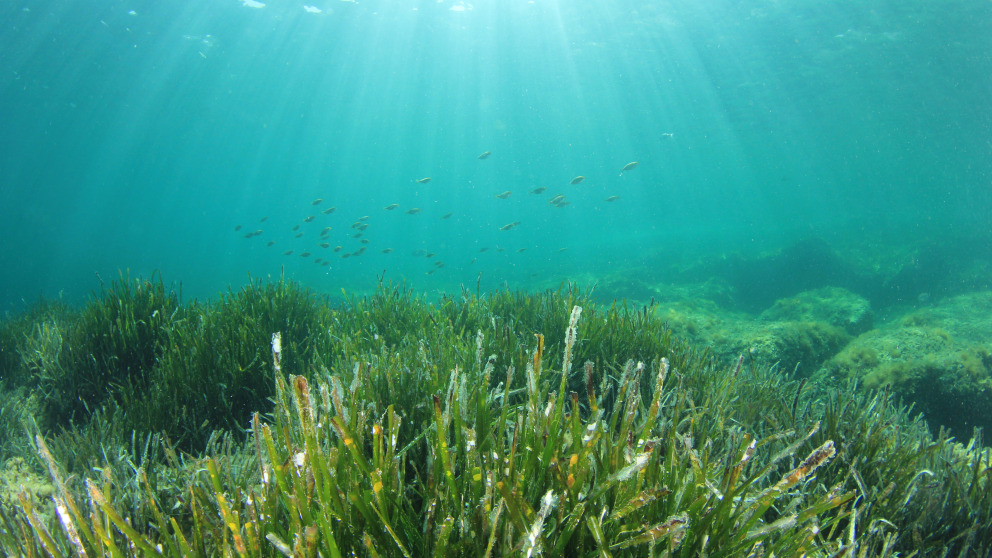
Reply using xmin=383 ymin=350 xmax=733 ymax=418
xmin=0 ymin=266 xmax=989 ymax=556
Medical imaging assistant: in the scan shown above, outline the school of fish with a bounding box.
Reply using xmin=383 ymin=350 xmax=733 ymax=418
xmin=233 ymin=154 xmax=641 ymax=276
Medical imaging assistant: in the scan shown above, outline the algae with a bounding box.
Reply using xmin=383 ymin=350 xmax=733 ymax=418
xmin=657 ymin=292 xmax=855 ymax=376
xmin=822 ymin=292 xmax=992 ymax=437
xmin=759 ymin=286 xmax=874 ymax=335
xmin=0 ymin=457 xmax=54 ymax=516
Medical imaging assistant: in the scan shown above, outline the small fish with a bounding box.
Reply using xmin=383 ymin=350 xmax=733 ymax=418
xmin=477 ymin=151 xmax=491 ymax=160
xmin=243 ymin=232 xmax=254 ymax=238
xmin=557 ymin=247 xmax=568 ymax=252
xmin=434 ymin=261 xmax=445 ymax=268
xmin=406 ymin=208 xmax=422 ymax=215
xmin=342 ymin=253 xmax=351 ymax=259
xmin=548 ymin=194 xmax=566 ymax=204
xmin=253 ymin=229 xmax=263 ymax=236
xmin=516 ymin=248 xmax=526 ymax=253
xmin=259 ymin=216 xmax=268 ymax=222
xmin=554 ymin=201 xmax=571 ymax=208
xmin=381 ymin=248 xmax=394 ymax=254
xmin=295 ymin=232 xmax=304 ymax=238
xmin=529 ymin=187 xmax=547 ymax=194
xmin=441 ymin=212 xmax=453 ymax=219
xmin=352 ymin=232 xmax=363 ymax=238
xmin=333 ymin=246 xmax=343 ymax=252
xmin=292 ymin=225 xmax=301 ymax=231
xmin=283 ymin=250 xmax=294 ymax=256
xmin=312 ymin=198 xmax=323 ymax=205
xmin=322 ymin=207 xmax=336 ymax=214
xmin=300 ymin=252 xmax=311 ymax=257
xmin=360 ymin=239 xmax=370 ymax=244
xmin=499 ymin=222 xmax=518 ymax=231
xmin=357 ymin=223 xmax=369 ymax=230
xmin=425 ymin=252 xmax=435 ymax=258
xmin=415 ymin=177 xmax=432 ymax=184
xmin=495 ymin=191 xmax=512 ymax=199
xmin=266 ymin=241 xmax=275 ymax=247
xmin=321 ymin=226 xmax=333 ymax=234
xmin=319 ymin=243 xmax=331 ymax=248
xmin=605 ymin=195 xmax=620 ymax=202
xmin=384 ymin=204 xmax=400 ymax=210
xmin=234 ymin=225 xmax=243 ymax=231
xmin=314 ymin=258 xmax=323 ymax=264
xmin=358 ymin=215 xmax=370 ymax=221
xmin=479 ymin=247 xmax=489 ymax=253
xmin=570 ymin=176 xmax=585 ymax=185
xmin=303 ymin=215 xmax=315 ymax=223
xmin=350 ymin=222 xmax=362 ymax=229
xmin=619 ymin=161 xmax=639 ymax=176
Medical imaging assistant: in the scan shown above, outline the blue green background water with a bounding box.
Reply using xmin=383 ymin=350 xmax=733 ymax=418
xmin=2 ymin=0 xmax=990 ymax=312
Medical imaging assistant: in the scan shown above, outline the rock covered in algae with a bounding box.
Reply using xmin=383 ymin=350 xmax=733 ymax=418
xmin=822 ymin=291 xmax=992 ymax=437
xmin=657 ymin=289 xmax=856 ymax=375
xmin=759 ymin=286 xmax=874 ymax=336
xmin=0 ymin=457 xmax=55 ymax=515
xmin=738 ymin=320 xmax=851 ymax=375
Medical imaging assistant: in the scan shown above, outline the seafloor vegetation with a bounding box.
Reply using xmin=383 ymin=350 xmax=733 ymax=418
xmin=0 ymin=273 xmax=990 ymax=556
xmin=593 ymin=235 xmax=992 ymax=441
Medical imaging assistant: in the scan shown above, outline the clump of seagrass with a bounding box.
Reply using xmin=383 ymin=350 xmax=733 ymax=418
xmin=3 ymin=288 xmax=990 ymax=557
xmin=8 ymin=306 xmax=861 ymax=557
xmin=29 ymin=271 xmax=181 ymax=430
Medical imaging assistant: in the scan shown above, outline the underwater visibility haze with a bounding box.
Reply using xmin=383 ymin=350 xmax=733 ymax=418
xmin=1 ymin=0 xmax=989 ymax=308
xmin=2 ymin=0 xmax=992 ymax=555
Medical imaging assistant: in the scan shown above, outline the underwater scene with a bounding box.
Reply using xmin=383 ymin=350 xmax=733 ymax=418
xmin=1 ymin=0 xmax=991 ymax=555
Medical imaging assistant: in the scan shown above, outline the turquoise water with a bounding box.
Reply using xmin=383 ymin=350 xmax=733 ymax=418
xmin=2 ymin=0 xmax=990 ymax=311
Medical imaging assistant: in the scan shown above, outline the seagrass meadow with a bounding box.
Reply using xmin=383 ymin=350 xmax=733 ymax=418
xmin=0 ymin=275 xmax=990 ymax=557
